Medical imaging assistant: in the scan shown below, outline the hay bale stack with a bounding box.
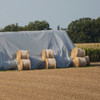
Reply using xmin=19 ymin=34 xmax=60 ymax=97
xmin=71 ymin=47 xmax=90 ymax=67
xmin=85 ymin=56 xmax=90 ymax=66
xmin=42 ymin=49 xmax=54 ymax=61
xmin=71 ymin=47 xmax=85 ymax=59
xmin=45 ymin=58 xmax=56 ymax=69
xmin=42 ymin=49 xmax=56 ymax=69
xmin=16 ymin=50 xmax=29 ymax=62
xmin=18 ymin=59 xmax=31 ymax=70
xmin=73 ymin=57 xmax=87 ymax=67
xmin=16 ymin=50 xmax=31 ymax=70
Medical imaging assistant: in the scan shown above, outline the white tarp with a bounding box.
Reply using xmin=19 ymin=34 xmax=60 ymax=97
xmin=0 ymin=30 xmax=75 ymax=70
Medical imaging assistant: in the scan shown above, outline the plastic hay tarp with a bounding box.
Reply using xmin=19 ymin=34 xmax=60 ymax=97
xmin=0 ymin=30 xmax=75 ymax=70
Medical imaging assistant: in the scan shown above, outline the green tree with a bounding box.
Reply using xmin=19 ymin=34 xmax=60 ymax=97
xmin=2 ymin=23 xmax=23 ymax=32
xmin=57 ymin=25 xmax=60 ymax=30
xmin=67 ymin=17 xmax=100 ymax=43
xmin=25 ymin=20 xmax=51 ymax=31
xmin=1 ymin=20 xmax=51 ymax=32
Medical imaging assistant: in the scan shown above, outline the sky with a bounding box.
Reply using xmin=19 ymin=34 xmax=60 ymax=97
xmin=0 ymin=0 xmax=100 ymax=30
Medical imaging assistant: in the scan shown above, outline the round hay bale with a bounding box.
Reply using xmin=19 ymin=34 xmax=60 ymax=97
xmin=45 ymin=58 xmax=56 ymax=69
xmin=18 ymin=59 xmax=31 ymax=70
xmin=85 ymin=56 xmax=90 ymax=66
xmin=71 ymin=47 xmax=85 ymax=59
xmin=73 ymin=57 xmax=87 ymax=67
xmin=42 ymin=49 xmax=54 ymax=61
xmin=16 ymin=50 xmax=29 ymax=62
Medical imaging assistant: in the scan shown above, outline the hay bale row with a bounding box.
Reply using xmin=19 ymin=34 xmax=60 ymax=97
xmin=16 ymin=50 xmax=31 ymax=70
xmin=71 ymin=47 xmax=90 ymax=67
xmin=42 ymin=49 xmax=56 ymax=69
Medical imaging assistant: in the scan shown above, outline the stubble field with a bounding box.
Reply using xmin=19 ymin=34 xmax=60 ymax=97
xmin=0 ymin=66 xmax=100 ymax=100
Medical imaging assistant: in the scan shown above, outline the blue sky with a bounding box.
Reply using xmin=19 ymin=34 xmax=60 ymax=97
xmin=0 ymin=0 xmax=100 ymax=29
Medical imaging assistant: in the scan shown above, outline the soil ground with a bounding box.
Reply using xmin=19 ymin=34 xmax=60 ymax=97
xmin=0 ymin=65 xmax=100 ymax=100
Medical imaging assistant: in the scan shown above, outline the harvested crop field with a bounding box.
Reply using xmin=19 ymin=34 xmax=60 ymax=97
xmin=0 ymin=67 xmax=100 ymax=100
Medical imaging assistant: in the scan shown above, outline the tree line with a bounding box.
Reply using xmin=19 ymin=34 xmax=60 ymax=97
xmin=0 ymin=17 xmax=100 ymax=43
xmin=66 ymin=17 xmax=100 ymax=43
xmin=0 ymin=20 xmax=51 ymax=32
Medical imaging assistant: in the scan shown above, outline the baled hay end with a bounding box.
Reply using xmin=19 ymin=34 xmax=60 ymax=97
xmin=73 ymin=57 xmax=87 ymax=67
xmin=18 ymin=59 xmax=31 ymax=70
xmin=85 ymin=56 xmax=90 ymax=66
xmin=16 ymin=50 xmax=29 ymax=62
xmin=45 ymin=58 xmax=56 ymax=69
xmin=42 ymin=49 xmax=54 ymax=61
xmin=71 ymin=47 xmax=85 ymax=59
